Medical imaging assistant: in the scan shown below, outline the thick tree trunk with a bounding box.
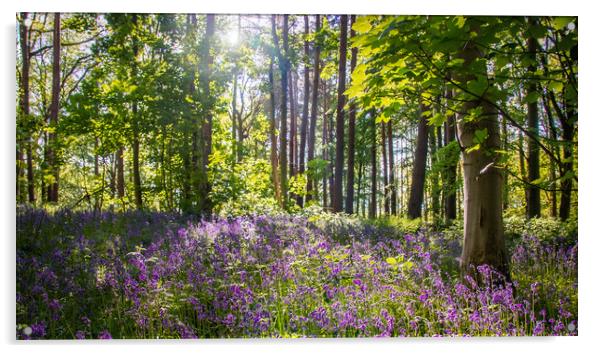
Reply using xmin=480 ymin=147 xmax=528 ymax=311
xmin=456 ymin=20 xmax=509 ymax=281
xmin=369 ymin=111 xmax=377 ymax=219
xmin=381 ymin=122 xmax=390 ymax=215
xmin=47 ymin=12 xmax=61 ymax=202
xmin=333 ymin=15 xmax=348 ymax=213
xmin=306 ymin=15 xmax=321 ymax=203
xmin=199 ymin=14 xmax=215 ymax=215
xmin=407 ymin=103 xmax=429 ymax=219
xmin=526 ymin=18 xmax=541 ymax=218
xmin=345 ymin=15 xmax=357 ymax=214
xmin=298 ymin=15 xmax=310 ymax=208
xmin=387 ymin=120 xmax=397 ymax=215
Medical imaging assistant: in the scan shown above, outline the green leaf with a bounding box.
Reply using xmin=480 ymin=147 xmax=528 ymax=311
xmin=548 ymin=81 xmax=563 ymax=93
xmin=473 ymin=128 xmax=489 ymax=144
xmin=522 ymin=91 xmax=540 ymax=104
xmin=352 ymin=16 xmax=372 ymax=34
xmin=455 ymin=16 xmax=466 ymax=29
xmin=386 ymin=257 xmax=397 ymax=266
xmin=552 ymin=17 xmax=573 ymax=31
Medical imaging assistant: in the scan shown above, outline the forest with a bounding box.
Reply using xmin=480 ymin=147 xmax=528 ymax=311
xmin=16 ymin=13 xmax=578 ymax=339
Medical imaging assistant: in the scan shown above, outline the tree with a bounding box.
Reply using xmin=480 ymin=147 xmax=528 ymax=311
xmin=345 ymin=15 xmax=358 ymax=214
xmin=526 ymin=17 xmax=541 ymax=219
xmin=47 ymin=12 xmax=61 ymax=202
xmin=407 ymin=102 xmax=429 ymax=219
xmin=306 ymin=15 xmax=320 ymax=203
xmin=456 ymin=19 xmax=509 ymax=280
xmin=333 ymin=15 xmax=348 ymax=213
xmin=298 ymin=15 xmax=310 ymax=208
xmin=271 ymin=15 xmax=289 ymax=208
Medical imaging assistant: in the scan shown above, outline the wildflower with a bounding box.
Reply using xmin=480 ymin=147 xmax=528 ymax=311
xmin=98 ymin=330 xmax=112 ymax=339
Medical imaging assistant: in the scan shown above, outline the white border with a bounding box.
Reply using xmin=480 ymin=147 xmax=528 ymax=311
xmin=2 ymin=1 xmax=599 ymax=353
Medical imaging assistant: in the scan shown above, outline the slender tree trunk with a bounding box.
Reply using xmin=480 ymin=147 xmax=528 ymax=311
xmin=131 ymin=14 xmax=143 ymax=210
xmin=559 ymin=112 xmax=575 ymax=221
xmin=199 ymin=14 xmax=215 ymax=215
xmin=268 ymin=58 xmax=282 ymax=205
xmin=526 ymin=18 xmax=541 ymax=218
xmin=298 ymin=15 xmax=311 ymax=208
xmin=428 ymin=125 xmax=441 ymax=220
xmin=542 ymin=93 xmax=560 ymax=218
xmin=387 ymin=120 xmax=397 ymax=215
xmin=407 ymin=103 xmax=429 ymax=219
xmin=456 ymin=19 xmax=509 ymax=281
xmin=288 ymin=71 xmax=296 ymax=181
xmin=116 ymin=148 xmax=125 ymax=199
xmin=328 ymin=113 xmax=335 ymax=210
xmin=333 ymin=15 xmax=348 ymax=213
xmin=306 ymin=15 xmax=320 ymax=203
xmin=18 ymin=13 xmax=31 ymax=203
xmin=444 ymin=86 xmax=458 ymax=222
xmin=272 ymin=15 xmax=289 ymax=208
xmin=369 ymin=111 xmax=377 ymax=219
xmin=345 ymin=15 xmax=357 ymax=214
xmin=518 ymin=131 xmax=528 ymax=210
xmin=381 ymin=122 xmax=390 ymax=215
xmin=47 ymin=12 xmax=61 ymax=202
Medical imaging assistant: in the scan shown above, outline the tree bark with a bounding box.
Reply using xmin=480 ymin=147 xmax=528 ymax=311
xmin=272 ymin=15 xmax=289 ymax=208
xmin=268 ymin=58 xmax=282 ymax=205
xmin=131 ymin=14 xmax=143 ymax=210
xmin=381 ymin=122 xmax=390 ymax=215
xmin=526 ymin=17 xmax=541 ymax=218
xmin=369 ymin=110 xmax=377 ymax=219
xmin=199 ymin=14 xmax=215 ymax=215
xmin=116 ymin=148 xmax=125 ymax=199
xmin=306 ymin=15 xmax=321 ymax=203
xmin=47 ymin=12 xmax=61 ymax=202
xmin=387 ymin=120 xmax=397 ymax=215
xmin=444 ymin=86 xmax=458 ymax=222
xmin=333 ymin=15 xmax=348 ymax=213
xmin=407 ymin=103 xmax=429 ymax=219
xmin=456 ymin=19 xmax=509 ymax=280
xmin=345 ymin=15 xmax=357 ymax=214
xmin=298 ymin=15 xmax=311 ymax=208
xmin=18 ymin=13 xmax=31 ymax=203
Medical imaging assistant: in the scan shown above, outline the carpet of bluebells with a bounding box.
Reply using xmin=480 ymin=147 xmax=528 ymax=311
xmin=16 ymin=208 xmax=578 ymax=339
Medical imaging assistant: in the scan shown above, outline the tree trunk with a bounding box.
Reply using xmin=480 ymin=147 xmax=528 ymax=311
xmin=116 ymin=148 xmax=125 ymax=199
xmin=345 ymin=15 xmax=357 ymax=214
xmin=526 ymin=18 xmax=541 ymax=218
xmin=456 ymin=19 xmax=509 ymax=280
xmin=369 ymin=111 xmax=377 ymax=219
xmin=306 ymin=15 xmax=321 ymax=203
xmin=298 ymin=15 xmax=310 ymax=208
xmin=199 ymin=14 xmax=215 ymax=215
xmin=407 ymin=103 xmax=429 ymax=219
xmin=268 ymin=58 xmax=282 ymax=205
xmin=47 ymin=12 xmax=61 ymax=202
xmin=272 ymin=15 xmax=289 ymax=208
xmin=387 ymin=120 xmax=397 ymax=215
xmin=131 ymin=14 xmax=143 ymax=210
xmin=333 ymin=15 xmax=348 ymax=213
xmin=428 ymin=125 xmax=441 ymax=220
xmin=288 ymin=71 xmax=297 ymax=183
xmin=444 ymin=86 xmax=458 ymax=222
xmin=18 ymin=13 xmax=31 ymax=203
xmin=559 ymin=112 xmax=575 ymax=221
xmin=381 ymin=122 xmax=390 ymax=215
